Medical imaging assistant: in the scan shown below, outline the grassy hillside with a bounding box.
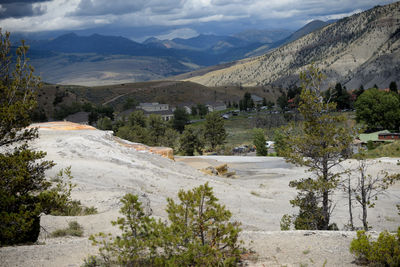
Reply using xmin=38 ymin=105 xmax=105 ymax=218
xmin=35 ymin=80 xmax=283 ymax=119
xmin=365 ymin=141 xmax=400 ymax=158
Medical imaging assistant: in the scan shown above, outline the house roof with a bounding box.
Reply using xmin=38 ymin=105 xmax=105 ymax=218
xmin=139 ymin=102 xmax=167 ymax=106
xmin=205 ymin=102 xmax=226 ymax=107
xmin=358 ymin=130 xmax=391 ymax=143
xmin=251 ymin=94 xmax=263 ymax=102
xmin=379 ymin=133 xmax=400 ymax=136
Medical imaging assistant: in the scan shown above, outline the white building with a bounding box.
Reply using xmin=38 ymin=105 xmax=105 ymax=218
xmin=138 ymin=102 xmax=169 ymax=112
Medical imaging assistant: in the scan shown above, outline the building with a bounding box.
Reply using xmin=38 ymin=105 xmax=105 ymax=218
xmin=378 ymin=132 xmax=400 ymax=140
xmin=118 ymin=107 xmax=174 ymax=122
xmin=206 ymin=102 xmax=227 ymax=112
xmin=172 ymin=103 xmax=193 ymax=115
xmin=143 ymin=109 xmax=174 ymax=121
xmin=138 ymin=102 xmax=169 ymax=112
xmin=358 ymin=130 xmax=396 ymax=144
xmin=251 ymin=94 xmax=263 ymax=106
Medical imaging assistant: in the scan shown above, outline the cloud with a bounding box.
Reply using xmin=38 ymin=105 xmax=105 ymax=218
xmin=0 ymin=0 xmax=397 ymax=36
xmin=0 ymin=1 xmax=48 ymax=19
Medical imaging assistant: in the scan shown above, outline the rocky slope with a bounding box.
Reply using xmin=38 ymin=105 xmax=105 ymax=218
xmin=185 ymin=2 xmax=400 ymax=89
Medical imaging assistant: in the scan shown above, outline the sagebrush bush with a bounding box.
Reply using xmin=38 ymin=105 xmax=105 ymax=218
xmin=350 ymin=228 xmax=400 ymax=266
xmin=89 ymin=183 xmax=245 ymax=266
xmin=51 ymin=221 xmax=83 ymax=237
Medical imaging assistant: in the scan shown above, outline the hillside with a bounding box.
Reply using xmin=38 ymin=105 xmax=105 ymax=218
xmin=185 ymin=2 xmax=400 ymax=89
xmin=244 ymin=20 xmax=330 ymax=58
xmin=37 ymin=80 xmax=281 ymax=119
xmin=30 ymin=53 xmax=199 ymax=86
xmin=24 ymin=28 xmax=298 ymax=86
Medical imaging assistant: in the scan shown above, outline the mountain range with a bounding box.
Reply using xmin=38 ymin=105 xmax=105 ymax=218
xmin=21 ymin=20 xmax=330 ymax=86
xmin=21 ymin=2 xmax=400 ymax=90
xmin=183 ymin=2 xmax=400 ymax=90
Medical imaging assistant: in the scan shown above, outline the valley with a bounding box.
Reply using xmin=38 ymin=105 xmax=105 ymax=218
xmin=2 ymin=1 xmax=400 ymax=266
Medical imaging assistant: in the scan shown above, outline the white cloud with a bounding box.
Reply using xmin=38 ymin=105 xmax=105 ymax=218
xmin=0 ymin=0 xmax=397 ymax=33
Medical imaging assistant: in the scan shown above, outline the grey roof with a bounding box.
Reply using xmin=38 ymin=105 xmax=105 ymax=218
xmin=205 ymin=102 xmax=226 ymax=107
xmin=118 ymin=108 xmax=136 ymax=118
xmin=139 ymin=102 xmax=168 ymax=107
xmin=251 ymin=94 xmax=263 ymax=102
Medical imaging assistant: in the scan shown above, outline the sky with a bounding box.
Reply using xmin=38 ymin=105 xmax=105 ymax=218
xmin=0 ymin=0 xmax=398 ymax=42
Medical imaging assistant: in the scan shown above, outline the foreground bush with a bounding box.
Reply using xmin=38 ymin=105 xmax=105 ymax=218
xmin=350 ymin=228 xmax=400 ymax=266
xmin=89 ymin=183 xmax=244 ymax=266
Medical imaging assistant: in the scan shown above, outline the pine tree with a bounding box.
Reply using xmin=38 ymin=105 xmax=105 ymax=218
xmin=179 ymin=125 xmax=204 ymax=156
xmin=204 ymin=112 xmax=227 ymax=150
xmin=0 ymin=30 xmax=54 ymax=245
xmin=253 ymin=128 xmax=268 ymax=156
xmin=282 ymin=64 xmax=354 ymax=230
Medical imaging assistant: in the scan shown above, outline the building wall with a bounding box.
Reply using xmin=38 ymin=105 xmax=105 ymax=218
xmin=139 ymin=103 xmax=169 ymax=112
xmin=378 ymin=134 xmax=400 ymax=140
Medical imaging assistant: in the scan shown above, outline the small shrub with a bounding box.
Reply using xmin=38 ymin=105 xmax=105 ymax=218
xmin=52 ymin=221 xmax=83 ymax=237
xmin=280 ymin=214 xmax=293 ymax=231
xmin=89 ymin=183 xmax=245 ymax=266
xmin=350 ymin=228 xmax=400 ymax=266
xmin=82 ymin=255 xmax=106 ymax=267
xmin=83 ymin=206 xmax=98 ymax=215
xmin=47 ymin=168 xmax=97 ymax=216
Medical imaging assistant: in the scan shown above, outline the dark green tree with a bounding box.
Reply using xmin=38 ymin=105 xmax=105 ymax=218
xmin=277 ymin=92 xmax=288 ymax=111
xmin=262 ymin=97 xmax=267 ymax=106
xmin=179 ymin=125 xmax=204 ymax=156
xmin=127 ymin=110 xmax=146 ymax=128
xmin=354 ymin=85 xmax=365 ymax=99
xmin=282 ymin=64 xmax=354 ymax=230
xmin=159 ymin=128 xmax=180 ymax=149
xmin=355 ymin=88 xmax=400 ymax=131
xmin=147 ymin=114 xmax=166 ymax=146
xmin=123 ymin=97 xmax=137 ymax=110
xmin=0 ymin=30 xmax=72 ymax=245
xmin=96 ymin=116 xmax=113 ymax=130
xmin=173 ymin=107 xmax=189 ymax=133
xmin=253 ymin=128 xmax=268 ymax=156
xmin=389 ymin=81 xmax=398 ymax=94
xmin=116 ymin=125 xmax=149 ymax=144
xmin=191 ymin=105 xmax=198 ymax=116
xmin=204 ymin=112 xmax=227 ymax=150
xmin=197 ymin=104 xmax=208 ymax=118
xmin=273 ymin=128 xmax=288 ymax=156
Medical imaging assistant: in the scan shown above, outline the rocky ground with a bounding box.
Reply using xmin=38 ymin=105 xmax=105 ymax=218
xmin=1 ymin=123 xmax=399 ymax=266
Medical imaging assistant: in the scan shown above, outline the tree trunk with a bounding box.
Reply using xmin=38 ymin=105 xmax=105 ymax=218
xmin=362 ymin=202 xmax=368 ymax=231
xmin=322 ymin=190 xmax=330 ymax=229
xmin=360 ymin=168 xmax=368 ymax=231
xmin=321 ymin=160 xmax=330 ymax=230
xmin=348 ymin=176 xmax=354 ymax=230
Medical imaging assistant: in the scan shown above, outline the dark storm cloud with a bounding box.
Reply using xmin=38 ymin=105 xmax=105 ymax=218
xmin=0 ymin=0 xmax=48 ymax=19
